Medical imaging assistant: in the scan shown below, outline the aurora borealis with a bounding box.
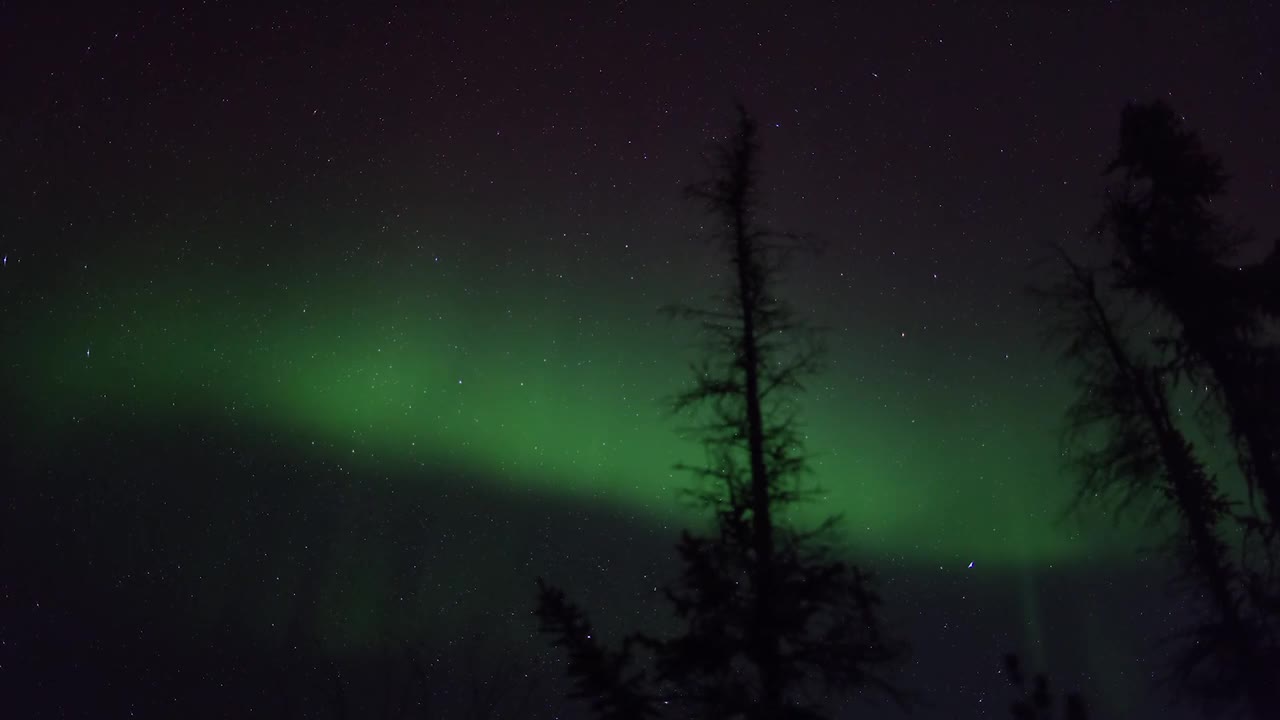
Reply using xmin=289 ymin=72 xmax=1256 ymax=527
xmin=9 ymin=242 xmax=1098 ymax=563
xmin=4 ymin=1 xmax=1278 ymax=718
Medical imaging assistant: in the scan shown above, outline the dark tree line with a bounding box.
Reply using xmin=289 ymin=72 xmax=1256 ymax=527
xmin=1042 ymin=100 xmax=1280 ymax=718
xmin=1003 ymin=654 xmax=1088 ymax=720
xmin=535 ymin=106 xmax=906 ymax=720
xmin=533 ymin=100 xmax=1278 ymax=720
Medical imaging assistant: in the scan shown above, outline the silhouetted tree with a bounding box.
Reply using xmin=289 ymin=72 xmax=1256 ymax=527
xmin=1040 ymin=252 xmax=1277 ymax=715
xmin=1040 ymin=101 xmax=1280 ymax=717
xmin=536 ymin=580 xmax=657 ymax=720
xmin=1003 ymin=653 xmax=1088 ymax=720
xmin=1098 ymin=100 xmax=1280 ymax=531
xmin=536 ymin=105 xmax=905 ymax=720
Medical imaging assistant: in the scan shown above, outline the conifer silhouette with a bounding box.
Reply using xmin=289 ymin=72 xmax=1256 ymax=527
xmin=536 ymin=105 xmax=905 ymax=720
xmin=1097 ymin=101 xmax=1280 ymax=531
xmin=1003 ymin=653 xmax=1088 ymax=720
xmin=1039 ymin=101 xmax=1280 ymax=717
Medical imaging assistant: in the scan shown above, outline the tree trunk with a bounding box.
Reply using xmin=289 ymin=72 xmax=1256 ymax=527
xmin=734 ymin=193 xmax=781 ymax=717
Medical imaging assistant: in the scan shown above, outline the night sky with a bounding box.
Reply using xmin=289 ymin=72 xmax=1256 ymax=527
xmin=3 ymin=2 xmax=1278 ymax=718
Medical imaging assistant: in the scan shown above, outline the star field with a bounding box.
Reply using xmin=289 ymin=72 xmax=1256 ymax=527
xmin=2 ymin=2 xmax=1278 ymax=718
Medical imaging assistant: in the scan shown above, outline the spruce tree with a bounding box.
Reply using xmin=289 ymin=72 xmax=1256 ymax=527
xmin=536 ymin=105 xmax=904 ymax=720
xmin=1041 ymin=101 xmax=1280 ymax=717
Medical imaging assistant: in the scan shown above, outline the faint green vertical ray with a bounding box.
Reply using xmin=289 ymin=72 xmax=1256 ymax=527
xmin=1020 ymin=566 xmax=1048 ymax=670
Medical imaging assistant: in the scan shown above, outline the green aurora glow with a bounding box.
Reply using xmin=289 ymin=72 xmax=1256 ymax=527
xmin=5 ymin=241 xmax=1136 ymax=569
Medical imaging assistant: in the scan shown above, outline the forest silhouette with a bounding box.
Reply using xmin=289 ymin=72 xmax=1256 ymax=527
xmin=532 ymin=101 xmax=1280 ymax=719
